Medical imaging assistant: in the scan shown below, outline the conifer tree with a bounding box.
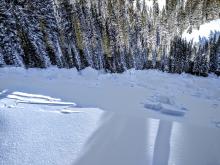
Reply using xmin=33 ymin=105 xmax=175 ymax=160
xmin=37 ymin=0 xmax=64 ymax=67
xmin=215 ymin=35 xmax=220 ymax=75
xmin=0 ymin=0 xmax=219 ymax=75
xmin=0 ymin=48 xmax=4 ymax=67
xmin=193 ymin=42 xmax=209 ymax=76
xmin=0 ymin=0 xmax=24 ymax=66
xmin=56 ymin=0 xmax=81 ymax=69
xmin=14 ymin=1 xmax=51 ymax=68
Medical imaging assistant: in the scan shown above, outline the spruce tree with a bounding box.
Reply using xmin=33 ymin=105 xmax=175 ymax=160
xmin=56 ymin=0 xmax=81 ymax=69
xmin=14 ymin=1 xmax=51 ymax=68
xmin=37 ymin=0 xmax=64 ymax=67
xmin=0 ymin=0 xmax=24 ymax=66
xmin=0 ymin=48 xmax=4 ymax=67
xmin=209 ymin=32 xmax=218 ymax=73
xmin=215 ymin=35 xmax=220 ymax=75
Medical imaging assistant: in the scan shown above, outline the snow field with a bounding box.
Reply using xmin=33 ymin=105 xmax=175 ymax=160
xmin=0 ymin=67 xmax=220 ymax=165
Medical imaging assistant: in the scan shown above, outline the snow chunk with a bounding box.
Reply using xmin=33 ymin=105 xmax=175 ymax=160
xmin=144 ymin=95 xmax=187 ymax=117
xmin=7 ymin=92 xmax=76 ymax=106
xmin=17 ymin=100 xmax=76 ymax=106
xmin=144 ymin=101 xmax=162 ymax=111
xmin=160 ymin=104 xmax=186 ymax=117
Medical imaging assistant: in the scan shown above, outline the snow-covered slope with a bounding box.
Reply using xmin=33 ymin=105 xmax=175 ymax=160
xmin=182 ymin=19 xmax=220 ymax=42
xmin=0 ymin=67 xmax=220 ymax=165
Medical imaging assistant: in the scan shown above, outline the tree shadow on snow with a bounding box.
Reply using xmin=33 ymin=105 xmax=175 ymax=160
xmin=73 ymin=112 xmax=173 ymax=165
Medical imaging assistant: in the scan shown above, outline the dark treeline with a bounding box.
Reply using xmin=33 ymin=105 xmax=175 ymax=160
xmin=169 ymin=34 xmax=220 ymax=76
xmin=0 ymin=0 xmax=220 ymax=76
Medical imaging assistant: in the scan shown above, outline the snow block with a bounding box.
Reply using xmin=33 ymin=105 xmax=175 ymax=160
xmin=160 ymin=104 xmax=186 ymax=117
xmin=144 ymin=101 xmax=162 ymax=111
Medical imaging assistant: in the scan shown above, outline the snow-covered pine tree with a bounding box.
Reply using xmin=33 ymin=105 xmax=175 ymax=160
xmin=193 ymin=41 xmax=209 ymax=76
xmin=89 ymin=1 xmax=104 ymax=70
xmin=75 ymin=0 xmax=94 ymax=68
xmin=160 ymin=46 xmax=169 ymax=71
xmin=113 ymin=0 xmax=128 ymax=71
xmin=215 ymin=34 xmax=220 ymax=75
xmin=151 ymin=0 xmax=161 ymax=69
xmin=184 ymin=40 xmax=193 ymax=73
xmin=209 ymin=32 xmax=218 ymax=73
xmin=132 ymin=0 xmax=146 ymax=70
xmin=104 ymin=0 xmax=118 ymax=72
xmin=0 ymin=47 xmax=4 ymax=67
xmin=14 ymin=1 xmax=51 ymax=68
xmin=0 ymin=0 xmax=24 ymax=66
xmin=127 ymin=0 xmax=136 ymax=69
xmin=36 ymin=0 xmax=64 ymax=67
xmin=56 ymin=0 xmax=81 ymax=69
xmin=140 ymin=0 xmax=149 ymax=69
xmin=168 ymin=36 xmax=192 ymax=74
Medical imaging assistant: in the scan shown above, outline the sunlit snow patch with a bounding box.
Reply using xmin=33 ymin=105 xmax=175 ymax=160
xmin=12 ymin=91 xmax=61 ymax=101
xmin=182 ymin=19 xmax=220 ymax=43
xmin=7 ymin=92 xmax=76 ymax=106
xmin=0 ymin=91 xmax=104 ymax=165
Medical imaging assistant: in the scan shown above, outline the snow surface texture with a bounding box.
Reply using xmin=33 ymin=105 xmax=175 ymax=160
xmin=0 ymin=90 xmax=103 ymax=165
xmin=1 ymin=67 xmax=220 ymax=165
xmin=182 ymin=19 xmax=220 ymax=42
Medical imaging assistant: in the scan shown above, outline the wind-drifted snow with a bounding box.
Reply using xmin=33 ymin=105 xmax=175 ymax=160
xmin=0 ymin=67 xmax=220 ymax=165
xmin=182 ymin=19 xmax=220 ymax=42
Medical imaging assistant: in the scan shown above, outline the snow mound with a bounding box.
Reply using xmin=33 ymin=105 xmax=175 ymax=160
xmin=80 ymin=67 xmax=100 ymax=79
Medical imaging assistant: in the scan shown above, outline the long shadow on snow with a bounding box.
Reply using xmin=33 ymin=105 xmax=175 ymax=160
xmin=73 ymin=112 xmax=173 ymax=165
